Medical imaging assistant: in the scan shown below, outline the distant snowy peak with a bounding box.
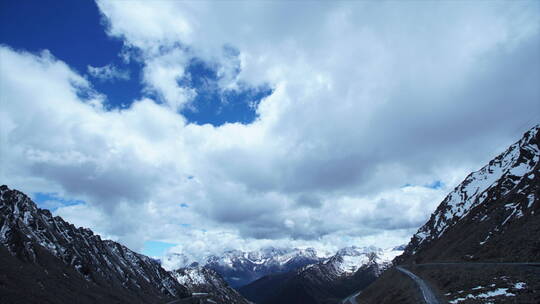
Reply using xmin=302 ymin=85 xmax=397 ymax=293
xmin=319 ymin=246 xmax=403 ymax=276
xmin=164 ymin=246 xmax=325 ymax=270
xmin=206 ymin=247 xmax=321 ymax=266
xmin=164 ymin=246 xmax=328 ymax=287
xmin=239 ymin=245 xmax=404 ymax=303
xmin=405 ymin=125 xmax=539 ymax=255
xmin=165 ymin=245 xmax=403 ymax=288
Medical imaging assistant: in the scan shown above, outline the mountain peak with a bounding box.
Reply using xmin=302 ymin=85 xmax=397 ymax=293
xmin=238 ymin=245 xmax=404 ymax=303
xmin=0 ymin=185 xmax=191 ymax=302
xmin=397 ymin=125 xmax=540 ymax=263
xmin=164 ymin=246 xmax=327 ymax=287
xmin=0 ymin=185 xmax=39 ymax=214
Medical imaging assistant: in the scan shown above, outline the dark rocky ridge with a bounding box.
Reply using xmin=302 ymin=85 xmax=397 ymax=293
xmin=358 ymin=125 xmax=540 ymax=304
xmin=396 ymin=125 xmax=540 ymax=264
xmin=0 ymin=185 xmax=190 ymax=303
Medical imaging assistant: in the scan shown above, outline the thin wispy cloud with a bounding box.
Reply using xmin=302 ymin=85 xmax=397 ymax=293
xmin=88 ymin=63 xmax=130 ymax=81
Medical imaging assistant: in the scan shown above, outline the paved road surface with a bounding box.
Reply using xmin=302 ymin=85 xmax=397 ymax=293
xmin=396 ymin=266 xmax=440 ymax=304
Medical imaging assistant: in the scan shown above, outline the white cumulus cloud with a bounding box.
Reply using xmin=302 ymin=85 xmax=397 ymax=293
xmin=1 ymin=0 xmax=539 ymax=261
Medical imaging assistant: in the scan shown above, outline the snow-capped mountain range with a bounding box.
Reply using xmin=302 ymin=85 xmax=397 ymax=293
xmin=239 ymin=245 xmax=403 ymax=304
xmin=397 ymin=124 xmax=540 ymax=263
xmin=307 ymin=245 xmax=403 ymax=277
xmin=163 ymin=246 xmax=329 ymax=287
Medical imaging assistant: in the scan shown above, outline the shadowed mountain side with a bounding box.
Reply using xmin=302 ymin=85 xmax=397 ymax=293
xmin=397 ymin=125 xmax=540 ymax=264
xmin=0 ymin=185 xmax=190 ymax=303
xmin=358 ymin=125 xmax=540 ymax=304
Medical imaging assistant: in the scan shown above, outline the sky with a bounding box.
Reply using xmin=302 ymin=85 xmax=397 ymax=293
xmin=1 ymin=0 xmax=539 ymax=262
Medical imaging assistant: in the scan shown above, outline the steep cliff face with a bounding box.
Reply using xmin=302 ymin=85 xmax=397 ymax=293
xmin=396 ymin=125 xmax=540 ymax=264
xmin=0 ymin=185 xmax=190 ymax=303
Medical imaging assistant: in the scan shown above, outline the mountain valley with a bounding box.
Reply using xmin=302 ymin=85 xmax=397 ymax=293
xmin=2 ymin=126 xmax=539 ymax=303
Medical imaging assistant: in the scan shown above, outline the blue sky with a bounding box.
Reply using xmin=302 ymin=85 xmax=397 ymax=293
xmin=0 ymin=0 xmax=269 ymax=125
xmin=143 ymin=241 xmax=177 ymax=258
xmin=32 ymin=192 xmax=85 ymax=211
xmin=179 ymin=58 xmax=272 ymax=125
xmin=0 ymin=0 xmax=270 ymax=256
xmin=0 ymin=0 xmax=142 ymax=107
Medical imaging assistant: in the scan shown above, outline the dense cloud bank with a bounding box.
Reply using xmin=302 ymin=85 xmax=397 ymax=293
xmin=1 ymin=0 xmax=539 ymax=259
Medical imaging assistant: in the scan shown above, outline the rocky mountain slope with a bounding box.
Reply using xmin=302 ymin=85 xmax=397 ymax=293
xmin=0 ymin=185 xmax=190 ymax=303
xmin=164 ymin=246 xmax=325 ymax=287
xmin=239 ymin=246 xmax=403 ymax=304
xmin=358 ymin=125 xmax=540 ymax=304
xmin=170 ymin=266 xmax=250 ymax=304
xmin=396 ymin=125 xmax=540 ymax=264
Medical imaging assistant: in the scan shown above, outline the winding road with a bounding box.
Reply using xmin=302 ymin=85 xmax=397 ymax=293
xmin=340 ymin=262 xmax=539 ymax=304
xmin=396 ymin=266 xmax=440 ymax=304
xmin=339 ymin=266 xmax=440 ymax=304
